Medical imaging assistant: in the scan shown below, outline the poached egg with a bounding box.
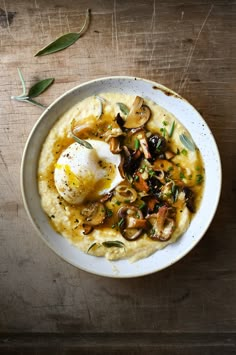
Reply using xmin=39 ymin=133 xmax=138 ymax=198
xmin=54 ymin=139 xmax=123 ymax=204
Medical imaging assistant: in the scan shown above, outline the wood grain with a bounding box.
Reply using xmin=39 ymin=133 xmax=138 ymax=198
xmin=0 ymin=0 xmax=236 ymax=353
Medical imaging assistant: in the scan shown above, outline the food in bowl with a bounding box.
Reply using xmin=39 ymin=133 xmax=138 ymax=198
xmin=38 ymin=93 xmax=204 ymax=262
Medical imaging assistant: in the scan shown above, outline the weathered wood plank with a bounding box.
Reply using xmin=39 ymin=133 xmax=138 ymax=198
xmin=0 ymin=333 xmax=236 ymax=354
xmin=0 ymin=0 xmax=236 ymax=352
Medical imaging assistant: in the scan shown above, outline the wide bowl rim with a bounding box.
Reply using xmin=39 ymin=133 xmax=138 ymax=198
xmin=20 ymin=75 xmax=222 ymax=278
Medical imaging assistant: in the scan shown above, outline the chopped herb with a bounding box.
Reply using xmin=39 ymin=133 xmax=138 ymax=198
xmin=118 ymin=218 xmax=125 ymax=227
xmin=134 ymin=138 xmax=140 ymax=150
xmin=139 ymin=201 xmax=146 ymax=209
xmin=176 ymin=148 xmax=180 ymax=155
xmin=148 ymin=169 xmax=156 ymax=177
xmin=180 ymin=172 xmax=185 ymax=180
xmin=134 ymin=175 xmax=139 ymax=181
xmin=155 ymin=139 xmax=162 ymax=151
xmin=111 ymin=224 xmax=116 ymax=229
xmin=107 ymin=124 xmax=112 ymax=130
xmin=167 ymin=166 xmax=174 ymax=172
xmin=162 ymin=120 xmax=168 ymax=126
xmin=181 ymin=149 xmax=188 ymax=156
xmin=169 ymin=121 xmax=175 ymax=138
xmin=115 ymin=200 xmax=121 ymax=205
xmin=106 ymin=209 xmax=113 ymax=218
xmin=196 ymin=174 xmax=204 ymax=184
xmin=124 ymin=199 xmax=131 ymax=203
xmin=195 ymin=166 xmax=200 ymax=171
xmin=160 ymin=127 xmax=167 ymax=137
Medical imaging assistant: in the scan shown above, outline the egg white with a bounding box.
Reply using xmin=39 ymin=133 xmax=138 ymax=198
xmin=54 ymin=140 xmax=123 ymax=204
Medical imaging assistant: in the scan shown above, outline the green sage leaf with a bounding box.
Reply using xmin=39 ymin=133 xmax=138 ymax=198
xmin=179 ymin=134 xmax=195 ymax=151
xmin=102 ymin=240 xmax=125 ymax=248
xmin=95 ymin=96 xmax=104 ymax=118
xmin=117 ymin=102 xmax=129 ymax=116
xmin=72 ymin=133 xmax=93 ymax=149
xmin=28 ymin=78 xmax=54 ymax=98
xmin=35 ymin=9 xmax=91 ymax=56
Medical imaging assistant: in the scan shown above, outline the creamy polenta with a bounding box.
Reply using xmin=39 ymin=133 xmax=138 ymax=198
xmin=38 ymin=93 xmax=204 ymax=262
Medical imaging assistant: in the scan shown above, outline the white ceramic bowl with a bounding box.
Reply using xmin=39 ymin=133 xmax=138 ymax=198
xmin=21 ymin=77 xmax=221 ymax=278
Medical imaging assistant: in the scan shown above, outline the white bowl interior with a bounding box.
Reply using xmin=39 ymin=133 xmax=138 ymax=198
xmin=21 ymin=77 xmax=221 ymax=277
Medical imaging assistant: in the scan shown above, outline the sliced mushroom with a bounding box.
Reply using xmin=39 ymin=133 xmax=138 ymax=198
xmin=71 ymin=121 xmax=95 ymax=139
xmin=81 ymin=202 xmax=106 ymax=226
xmin=116 ymin=113 xmax=125 ymax=128
xmin=123 ymin=96 xmax=151 ymax=129
xmin=155 ymin=170 xmax=166 ymax=184
xmin=109 ymin=137 xmax=122 ymax=154
xmin=103 ymin=123 xmax=124 ymax=142
xmin=122 ymin=147 xmax=143 ymax=177
xmin=165 ymin=150 xmax=175 ymax=160
xmin=100 ymin=192 xmax=113 ymax=203
xmin=147 ymin=205 xmax=175 ymax=242
xmin=118 ymin=206 xmax=148 ymax=241
xmin=124 ymin=128 xmax=151 ymax=159
xmin=153 ymin=159 xmax=182 ymax=181
xmin=147 ymin=175 xmax=162 ymax=194
xmin=115 ymin=183 xmax=137 ymax=203
xmin=141 ymin=195 xmax=160 ymax=215
xmin=133 ymin=172 xmax=149 ymax=192
xmin=82 ymin=224 xmax=94 ymax=235
xmin=183 ymin=187 xmax=195 ymax=212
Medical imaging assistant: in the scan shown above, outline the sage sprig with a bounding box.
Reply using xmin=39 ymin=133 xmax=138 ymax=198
xmin=11 ymin=68 xmax=54 ymax=108
xmin=87 ymin=240 xmax=125 ymax=253
xmin=35 ymin=9 xmax=91 ymax=56
xmin=179 ymin=133 xmax=196 ymax=151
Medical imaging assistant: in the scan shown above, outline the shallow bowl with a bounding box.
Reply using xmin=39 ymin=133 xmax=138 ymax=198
xmin=21 ymin=76 xmax=221 ymax=277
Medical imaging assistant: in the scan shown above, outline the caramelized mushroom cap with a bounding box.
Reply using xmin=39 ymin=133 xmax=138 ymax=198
xmin=147 ymin=205 xmax=175 ymax=241
xmin=123 ymin=96 xmax=151 ymax=129
xmin=81 ymin=202 xmax=106 ymax=226
xmin=118 ymin=206 xmax=148 ymax=241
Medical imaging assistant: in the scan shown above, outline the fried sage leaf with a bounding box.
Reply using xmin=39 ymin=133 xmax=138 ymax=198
xmin=35 ymin=9 xmax=91 ymax=56
xmin=179 ymin=133 xmax=195 ymax=151
xmin=28 ymin=78 xmax=54 ymax=98
xmin=102 ymin=241 xmax=125 ymax=248
xmin=72 ymin=133 xmax=93 ymax=149
xmin=117 ymin=102 xmax=129 ymax=116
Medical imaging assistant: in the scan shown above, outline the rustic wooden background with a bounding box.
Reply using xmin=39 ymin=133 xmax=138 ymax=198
xmin=0 ymin=0 xmax=236 ymax=353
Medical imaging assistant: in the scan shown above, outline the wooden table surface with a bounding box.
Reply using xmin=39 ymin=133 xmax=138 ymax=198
xmin=1 ymin=0 xmax=236 ymax=353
